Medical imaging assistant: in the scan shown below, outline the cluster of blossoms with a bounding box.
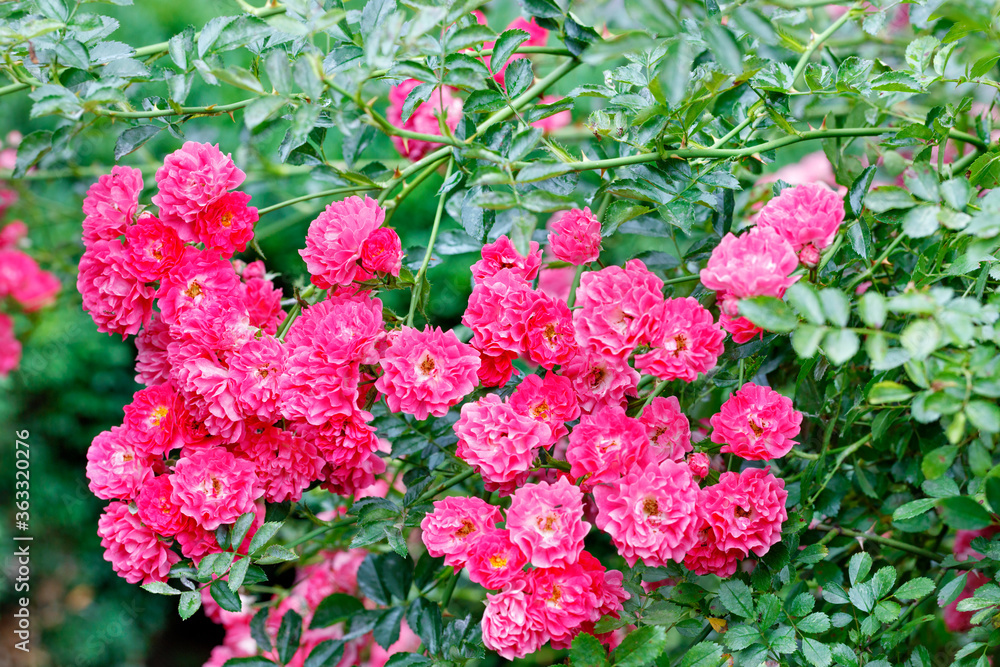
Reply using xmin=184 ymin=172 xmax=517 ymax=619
xmin=386 ymin=14 xmax=569 ymax=161
xmin=701 ymin=182 xmax=845 ymax=342
xmin=79 ymin=143 xmax=414 ymax=585
xmin=420 ymin=483 xmax=629 ymax=659
xmin=0 ymin=132 xmax=61 ymax=377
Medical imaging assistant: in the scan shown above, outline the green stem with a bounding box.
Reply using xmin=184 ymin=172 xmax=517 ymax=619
xmin=566 ymin=265 xmax=585 ymax=308
xmin=813 ymin=523 xmax=946 ymax=561
xmin=275 ymin=285 xmax=317 ymax=341
xmin=258 ymin=185 xmax=381 ymax=216
xmin=412 ymin=468 xmax=477 ymax=506
xmin=790 ymin=3 xmax=861 ymax=90
xmin=91 ymin=98 xmax=258 ymax=119
xmin=807 ymin=434 xmax=870 ymax=505
xmin=284 ymin=516 xmax=356 ymax=551
xmin=406 ymin=158 xmax=454 ymax=326
xmin=662 ymin=274 xmax=702 ymax=286
xmin=641 ymin=381 xmax=667 ymax=409
xmin=379 ymin=156 xmax=447 ymax=208
xmin=846 ymin=232 xmax=906 ymax=290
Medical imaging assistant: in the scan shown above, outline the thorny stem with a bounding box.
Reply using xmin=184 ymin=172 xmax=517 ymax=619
xmin=789 ymin=3 xmax=861 ymax=91
xmin=812 ymin=523 xmax=946 ymax=561
xmin=807 ymin=434 xmax=871 ymax=505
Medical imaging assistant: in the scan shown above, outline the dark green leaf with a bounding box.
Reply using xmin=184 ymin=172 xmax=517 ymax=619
xmin=738 ymin=296 xmax=798 ymax=333
xmin=178 ymin=590 xmax=201 ymax=620
xmin=303 ymin=640 xmax=345 ymax=667
xmin=491 ymin=29 xmax=531 ymax=75
xmin=504 ymin=57 xmax=533 ymax=98
xmin=312 ymin=594 xmax=366 ymax=628
xmin=277 ymin=610 xmax=303 ymax=664
xmin=114 ymin=125 xmax=161 ymax=161
xmin=613 ymin=625 xmax=668 ymax=667
xmin=939 ymin=496 xmax=993 ymax=529
xmin=210 ymin=578 xmax=243 ymax=613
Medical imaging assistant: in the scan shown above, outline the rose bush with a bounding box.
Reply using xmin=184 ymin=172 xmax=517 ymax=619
xmin=4 ymin=0 xmax=1000 ymax=665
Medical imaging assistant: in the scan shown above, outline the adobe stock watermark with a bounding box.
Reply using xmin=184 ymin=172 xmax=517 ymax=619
xmin=12 ymin=429 xmax=32 ymax=654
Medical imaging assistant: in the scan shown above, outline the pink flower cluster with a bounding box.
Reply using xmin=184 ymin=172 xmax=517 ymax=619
xmin=420 ymin=484 xmax=629 ymax=659
xmin=0 ymin=218 xmax=60 ymax=376
xmin=700 ymin=183 xmax=845 ymax=342
xmin=78 ymin=144 xmax=428 ymax=584
xmin=462 ymin=240 xmax=724 ymax=392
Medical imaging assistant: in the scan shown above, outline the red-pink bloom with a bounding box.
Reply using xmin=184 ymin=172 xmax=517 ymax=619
xmin=466 ymin=528 xmax=529 ymax=590
xmin=519 ymin=290 xmax=578 ymax=368
xmin=463 ymin=269 xmax=532 ymax=356
xmin=286 ymin=294 xmax=384 ymax=366
xmin=135 ymin=314 xmax=173 ymax=386
xmin=566 ymin=405 xmax=650 ymax=490
xmin=634 ymin=297 xmax=725 ymax=382
xmin=683 ymin=521 xmax=742 ymax=578
xmin=573 ymin=259 xmax=664 ymax=359
xmin=152 ymin=142 xmax=246 ymax=239
xmin=476 ymin=349 xmax=518 ymax=388
xmin=0 ymin=220 xmax=26 ymax=249
xmin=548 ymin=208 xmax=601 ymax=265
xmin=0 ymin=250 xmax=60 ymax=312
xmin=481 ymin=576 xmax=546 ymax=660
xmin=640 ymin=396 xmax=692 ymax=461
xmin=281 ymin=351 xmax=362 ymax=426
xmin=77 ymin=239 xmax=155 ymax=337
xmin=123 ymin=215 xmax=185 ymax=282
xmin=509 ymin=373 xmax=581 ymax=443
xmin=175 ymin=521 xmax=223 ymax=562
xmin=98 ymin=501 xmax=180 ymax=584
xmin=167 ymin=340 xmax=244 ymax=441
xmin=242 ymin=275 xmax=285 ymax=334
xmin=578 ymin=550 xmax=629 ymax=619
xmin=700 ymin=227 xmax=799 ymax=299
xmin=238 ymin=425 xmax=324 ymax=503
xmin=593 ymin=459 xmax=701 ymax=567
xmin=945 ymin=571 xmax=991 ymax=633
xmin=386 ymin=79 xmax=463 ymax=161
xmin=471 ymin=236 xmax=542 ymax=283
xmin=686 ymin=452 xmax=711 ymax=479
xmin=300 ymin=195 xmax=384 ymax=288
xmin=527 ymin=563 xmax=598 ymax=645
xmin=86 ymin=426 xmax=155 ymax=500
xmin=701 ymin=467 xmax=788 ymax=558
xmin=0 ymin=313 xmax=20 ymax=376
xmin=564 ymin=349 xmax=639 ymax=413
xmin=711 ymin=383 xmax=802 ymax=461
xmin=756 ymin=183 xmax=845 ymax=264
xmin=136 ymin=475 xmax=194 ymax=537
xmin=506 ymin=477 xmax=590 ymax=569
xmin=82 ymin=166 xmax=143 ymax=242
xmin=194 ymin=190 xmax=258 ymax=257
xmin=171 ymin=446 xmax=262 ymax=530
xmin=122 ymin=383 xmax=183 ymax=456
xmin=376 ymin=325 xmax=480 ymax=420
xmin=538 ymin=265 xmax=575 ymax=301
xmin=156 ymin=247 xmax=243 ymax=326
xmin=229 ymin=336 xmax=286 ymax=422
xmin=454 ymin=394 xmax=550 ymax=493
xmin=954 ymin=527 xmax=1000 ymax=562
xmin=360 ymin=227 xmax=403 ymax=276
xmin=419 ymin=496 xmax=502 ymax=568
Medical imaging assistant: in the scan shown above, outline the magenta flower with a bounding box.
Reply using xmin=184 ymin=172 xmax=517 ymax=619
xmin=634 ymin=296 xmax=725 ymax=382
xmin=548 ymin=208 xmax=601 ymax=265
xmin=360 ymin=227 xmax=403 ymax=276
xmin=573 ymin=259 xmax=664 ymax=359
xmin=170 ymin=446 xmax=262 ymax=530
xmin=566 ymin=405 xmax=650 ymax=490
xmin=756 ymin=182 xmax=845 ymax=264
xmin=639 ymin=396 xmax=692 ymax=462
xmin=386 ymin=79 xmax=463 ymax=161
xmin=471 ymin=236 xmax=542 ymax=284
xmin=481 ymin=576 xmax=546 ymax=660
xmin=700 ymin=466 xmax=788 ymax=558
xmin=466 ymin=528 xmax=529 ymax=590
xmin=194 ymin=190 xmax=258 ymax=257
xmin=711 ymin=383 xmax=803 ymax=461
xmin=98 ymin=501 xmax=180 ymax=584
xmin=77 ymin=239 xmax=155 ymax=337
xmin=506 ymin=477 xmax=590 ymax=569
xmin=419 ymin=496 xmax=502 ymax=569
xmin=300 ymin=195 xmax=385 ymax=289
xmin=152 ymin=142 xmax=246 ymax=239
xmin=82 ymin=165 xmax=143 ymax=242
xmin=123 ymin=214 xmax=185 ymax=282
xmin=509 ymin=373 xmax=581 ymax=444
xmin=86 ymin=426 xmax=155 ymax=501
xmin=122 ymin=382 xmax=184 ymax=456
xmin=136 ymin=475 xmax=194 ymax=537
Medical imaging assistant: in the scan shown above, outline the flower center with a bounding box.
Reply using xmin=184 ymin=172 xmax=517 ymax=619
xmin=536 ymin=512 xmax=559 ymax=533
xmin=418 ymin=353 xmax=436 ymax=377
xmin=184 ymin=281 xmax=203 ymax=298
xmin=150 ymin=405 xmax=170 ymax=427
xmin=530 ymin=401 xmax=550 ymax=420
xmin=672 ymin=333 xmax=688 ymax=356
xmin=748 ymin=418 xmax=765 ymax=437
xmin=220 ymin=211 xmax=234 ymax=228
xmin=735 ymin=505 xmax=752 ymax=519
xmin=454 ymin=520 xmax=476 ymax=538
xmin=489 ymin=554 xmax=508 ymax=569
xmin=643 ymin=497 xmax=660 ymax=516
xmin=548 ymin=584 xmax=562 ymax=604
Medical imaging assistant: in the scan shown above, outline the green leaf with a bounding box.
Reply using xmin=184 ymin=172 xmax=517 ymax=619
xmin=570 ymin=632 xmax=611 ymax=667
xmin=892 ymin=498 xmax=939 ymax=521
xmin=210 ymin=578 xmax=243 ymax=613
xmin=447 ymin=23 xmax=496 ymax=51
xmin=967 ymin=400 xmax=1000 ymax=433
xmin=230 ymin=512 xmax=256 ymax=551
xmin=865 ymin=186 xmax=917 ymax=213
xmin=277 ymin=610 xmax=303 ymax=665
xmin=868 ymin=381 xmax=914 ymax=404
xmin=902 ymin=205 xmax=941 ymax=238
xmin=785 ymin=283 xmax=825 ymax=325
xmin=970 ymin=151 xmax=1000 ymax=189
xmin=361 ymin=0 xmax=397 ymax=39
xmin=254 ymin=545 xmax=298 ymax=565
xmin=894 ymin=577 xmax=936 ymax=600
xmin=789 ymin=592 xmax=816 ymax=617
xmin=939 ymin=496 xmax=993 ymax=529
xmin=938 ymin=573 xmax=968 ymax=607
xmin=822 ymin=329 xmax=860 ymax=366
xmin=847 ymin=165 xmax=877 ymax=217
xmin=303 ymin=639 xmax=345 ymax=667
xmin=228 ymin=557 xmax=250 ymax=592
xmin=406 ymin=598 xmax=442 ymax=655
xmin=722 ymin=623 xmax=759 ymax=650
xmin=312 ymin=593 xmax=365 ymax=628
xmin=248 ymin=521 xmax=283 ymax=554
xmin=613 ymin=625 xmax=667 ymax=667
xmin=922 ymin=445 xmax=958 ymax=479
xmin=244 ymin=96 xmax=287 ymax=130
xmin=801 ymin=638 xmax=832 ymax=667
xmin=849 ymin=552 xmax=873 ymax=585
xmin=490 ymin=28 xmax=531 ymax=75
xmin=178 ymin=590 xmax=201 ymax=620
xmin=848 ymin=582 xmax=876 ymax=612
xmin=717 ymin=580 xmax=754 ymax=618
xmin=142 ymin=581 xmax=180 ymax=595
xmin=818 ymin=288 xmax=850 ymax=327
xmin=738 ymin=296 xmax=798 ymax=333
xmin=463 ymin=89 xmax=506 ymax=113
xmin=900 ymin=320 xmax=941 ymax=361
xmin=798 ymin=612 xmax=831 ymax=634
xmin=678 ymin=642 xmax=724 ymax=667
xmin=382 ymin=655 xmax=431 ymax=667
xmin=114 ymin=125 xmax=162 ymax=161
xmin=791 ymin=324 xmax=825 ymax=359
xmin=857 ymin=292 xmax=887 ymax=329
